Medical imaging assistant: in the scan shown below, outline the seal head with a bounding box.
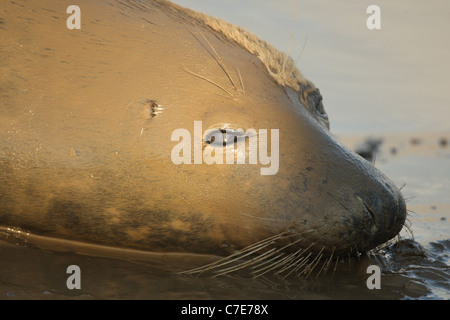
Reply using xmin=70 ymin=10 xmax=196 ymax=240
xmin=0 ymin=0 xmax=406 ymax=271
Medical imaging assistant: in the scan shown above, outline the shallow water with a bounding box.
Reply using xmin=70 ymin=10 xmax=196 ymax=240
xmin=1 ymin=0 xmax=449 ymax=300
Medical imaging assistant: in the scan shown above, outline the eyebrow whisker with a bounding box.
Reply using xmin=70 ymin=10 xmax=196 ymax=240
xmin=184 ymin=67 xmax=234 ymax=98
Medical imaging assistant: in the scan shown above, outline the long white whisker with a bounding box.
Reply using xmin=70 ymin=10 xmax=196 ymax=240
xmin=281 ymin=0 xmax=296 ymax=77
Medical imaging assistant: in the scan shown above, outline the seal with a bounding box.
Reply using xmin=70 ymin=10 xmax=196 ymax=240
xmin=0 ymin=0 xmax=406 ymax=277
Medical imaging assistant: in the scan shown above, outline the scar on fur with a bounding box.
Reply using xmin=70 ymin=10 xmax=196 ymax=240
xmin=184 ymin=25 xmax=245 ymax=99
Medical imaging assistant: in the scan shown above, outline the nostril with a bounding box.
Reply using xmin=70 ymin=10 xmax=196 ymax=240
xmin=363 ymin=202 xmax=377 ymax=226
xmin=357 ymin=188 xmax=407 ymax=247
xmin=356 ymin=195 xmax=378 ymax=227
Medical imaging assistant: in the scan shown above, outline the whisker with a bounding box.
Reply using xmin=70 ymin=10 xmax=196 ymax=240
xmin=235 ymin=66 xmax=245 ymax=93
xmin=207 ymin=232 xmax=308 ymax=277
xmin=316 ymin=247 xmax=334 ymax=278
xmin=289 ymin=32 xmax=308 ymax=78
xmin=292 ymin=253 xmax=312 ymax=278
xmin=212 ymin=248 xmax=279 ymax=277
xmin=183 ymin=67 xmax=234 ymax=98
xmin=180 ymin=226 xmax=380 ymax=280
xmin=251 ymin=252 xmax=288 ymax=278
xmin=183 ymin=240 xmax=275 ymax=275
xmin=251 ymin=237 xmax=305 ymax=277
xmin=275 ymin=248 xmax=305 ymax=277
xmin=331 ymin=255 xmax=340 ymax=279
xmin=195 ymin=25 xmax=238 ymax=90
xmin=402 ymin=218 xmax=415 ymax=239
xmin=281 ymin=0 xmax=296 ymax=77
xmin=215 ymin=92 xmax=235 ymax=101
xmin=180 ymin=232 xmax=290 ymax=275
xmin=278 ymin=242 xmax=316 ymax=278
xmin=302 ymin=246 xmax=325 ymax=279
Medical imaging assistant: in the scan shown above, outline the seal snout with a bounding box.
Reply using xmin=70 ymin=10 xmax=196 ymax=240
xmin=354 ymin=174 xmax=407 ymax=252
xmin=308 ymin=138 xmax=409 ymax=256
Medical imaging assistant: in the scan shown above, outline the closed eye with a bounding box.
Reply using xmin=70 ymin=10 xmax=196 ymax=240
xmin=204 ymin=128 xmax=247 ymax=147
xmin=316 ymin=96 xmax=326 ymax=115
xmin=309 ymin=90 xmax=327 ymax=117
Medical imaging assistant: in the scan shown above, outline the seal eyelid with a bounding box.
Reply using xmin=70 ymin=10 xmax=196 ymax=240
xmin=312 ymin=92 xmax=326 ymax=117
xmin=316 ymin=101 xmax=325 ymax=116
